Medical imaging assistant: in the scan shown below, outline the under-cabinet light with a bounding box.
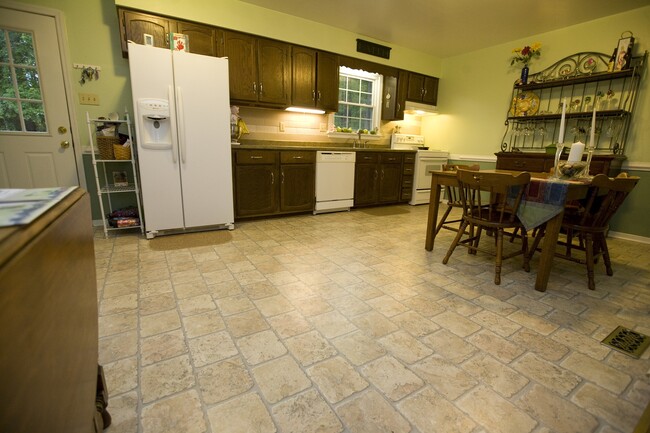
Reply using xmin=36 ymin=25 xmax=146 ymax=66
xmin=285 ymin=107 xmax=326 ymax=115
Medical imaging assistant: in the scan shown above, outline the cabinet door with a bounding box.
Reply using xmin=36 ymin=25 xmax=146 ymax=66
xmin=291 ymin=46 xmax=317 ymax=108
xmin=221 ymin=30 xmax=257 ymax=102
xmin=422 ymin=76 xmax=439 ymax=105
xmin=175 ymin=20 xmax=216 ymax=56
xmin=395 ymin=70 xmax=409 ymax=120
xmin=119 ymin=9 xmax=172 ymax=57
xmin=378 ymin=163 xmax=402 ymax=203
xmin=257 ymin=38 xmax=291 ymax=105
xmin=280 ymin=164 xmax=314 ymax=212
xmin=316 ymin=51 xmax=339 ymax=112
xmin=381 ymin=75 xmax=398 ymax=120
xmin=354 ymin=162 xmax=378 ymax=206
xmin=406 ymin=72 xmax=426 ymax=101
xmin=234 ymin=165 xmax=278 ymax=217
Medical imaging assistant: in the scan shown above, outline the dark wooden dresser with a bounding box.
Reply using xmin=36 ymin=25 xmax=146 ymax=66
xmin=495 ymin=152 xmax=626 ymax=177
xmin=0 ymin=189 xmax=99 ymax=433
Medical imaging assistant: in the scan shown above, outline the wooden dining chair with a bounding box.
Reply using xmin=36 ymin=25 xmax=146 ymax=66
xmin=528 ymin=174 xmax=640 ymax=290
xmin=435 ymin=164 xmax=480 ymax=235
xmin=443 ymin=170 xmax=531 ymax=285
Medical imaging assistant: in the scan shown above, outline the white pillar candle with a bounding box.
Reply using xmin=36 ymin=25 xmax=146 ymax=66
xmin=589 ymin=105 xmax=597 ymax=148
xmin=558 ymin=98 xmax=566 ymax=144
xmin=567 ymin=141 xmax=585 ymax=162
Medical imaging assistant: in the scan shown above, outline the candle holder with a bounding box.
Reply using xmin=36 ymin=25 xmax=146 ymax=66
xmin=577 ymin=146 xmax=595 ymax=179
xmin=552 ymin=142 xmax=566 ymax=179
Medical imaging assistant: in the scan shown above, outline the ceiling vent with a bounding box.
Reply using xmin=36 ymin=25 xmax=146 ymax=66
xmin=356 ymin=39 xmax=391 ymax=59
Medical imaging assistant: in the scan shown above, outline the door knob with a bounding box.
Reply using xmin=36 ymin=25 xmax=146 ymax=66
xmin=60 ymin=140 xmax=70 ymax=149
xmin=58 ymin=126 xmax=67 ymax=134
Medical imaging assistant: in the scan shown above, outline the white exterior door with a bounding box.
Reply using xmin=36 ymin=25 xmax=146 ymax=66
xmin=0 ymin=6 xmax=78 ymax=188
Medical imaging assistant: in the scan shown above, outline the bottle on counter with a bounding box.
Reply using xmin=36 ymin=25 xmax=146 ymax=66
xmin=607 ymin=48 xmax=617 ymax=72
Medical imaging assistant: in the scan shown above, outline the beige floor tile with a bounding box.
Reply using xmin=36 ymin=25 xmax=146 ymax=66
xmin=252 ymin=355 xmax=311 ymax=403
xmin=100 ymin=293 xmax=138 ymax=316
xmin=272 ymin=389 xmax=343 ymax=433
xmin=241 ymin=281 xmax=280 ymax=299
xmin=431 ymin=310 xmax=482 ymax=337
xmin=510 ymin=328 xmax=570 ymax=362
xmin=572 ymin=383 xmax=643 ymax=432
xmin=224 ymin=309 xmax=270 ymax=337
xmin=291 ymin=296 xmax=332 ymax=317
xmin=411 ymin=355 xmax=478 ymax=400
xmin=254 ymin=294 xmax=294 ymax=317
xmin=307 ymin=356 xmax=368 ymax=403
xmin=562 ymin=352 xmax=632 ymax=394
xmin=518 ymin=384 xmax=599 ymax=433
xmin=139 ymin=293 xmax=177 ymax=316
xmin=467 ymin=329 xmax=526 ymax=363
xmin=337 ymin=390 xmax=411 ymax=433
xmin=470 ymin=309 xmax=522 ymax=337
xmin=140 ymin=355 xmax=195 ymax=403
xmin=207 ymin=392 xmax=276 ymax=433
xmin=399 ymin=387 xmax=477 ymax=433
xmin=197 ymin=356 xmax=254 ymax=404
xmin=331 ymin=330 xmax=386 ymax=366
xmin=103 ymin=391 xmax=138 ymax=433
xmin=362 ymin=356 xmax=424 ymax=401
xmin=285 ymin=330 xmax=337 ymax=366
xmin=104 ymin=357 xmax=138 ymax=396
xmin=309 ymin=310 xmax=357 ymax=338
xmin=237 ymin=329 xmax=287 ymax=365
xmin=512 ymin=352 xmax=582 ymax=397
xmin=379 ymin=330 xmax=433 ymax=364
xmin=207 ymin=280 xmax=242 ymax=298
xmin=177 ymin=293 xmax=216 ymax=317
xmin=99 ymin=310 xmax=137 ymax=338
xmin=139 ymin=280 xmax=173 ymax=298
xmin=390 ymin=311 xmax=440 ymax=337
xmin=99 ymin=330 xmax=138 ymax=364
xmin=215 ymin=293 xmax=255 ymax=316
xmin=551 ymin=328 xmax=611 ymax=360
xmin=366 ymin=295 xmax=409 ymax=317
xmin=182 ymin=310 xmax=226 ymax=339
xmin=140 ymin=309 xmax=181 ymax=338
xmin=141 ymin=390 xmax=206 ymax=433
xmin=267 ymin=310 xmax=313 ymax=339
xmin=188 ymin=331 xmax=238 ymax=367
xmin=457 ymin=385 xmax=537 ymax=433
xmin=401 ymin=295 xmax=446 ymax=317
xmin=141 ymin=329 xmax=188 ymax=367
xmin=327 ymin=294 xmax=371 ymax=317
xmin=462 ymin=353 xmax=528 ymax=398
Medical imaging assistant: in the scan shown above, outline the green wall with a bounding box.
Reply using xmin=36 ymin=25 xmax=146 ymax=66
xmin=10 ymin=0 xmax=650 ymax=239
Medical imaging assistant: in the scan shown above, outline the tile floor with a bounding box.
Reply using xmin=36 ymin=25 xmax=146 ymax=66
xmin=95 ymin=205 xmax=650 ymax=433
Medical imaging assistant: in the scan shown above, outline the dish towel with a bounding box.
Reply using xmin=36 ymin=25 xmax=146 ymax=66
xmin=516 ymin=178 xmax=569 ymax=231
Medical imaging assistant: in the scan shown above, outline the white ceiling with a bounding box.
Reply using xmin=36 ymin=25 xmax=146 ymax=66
xmin=240 ymin=0 xmax=650 ymax=58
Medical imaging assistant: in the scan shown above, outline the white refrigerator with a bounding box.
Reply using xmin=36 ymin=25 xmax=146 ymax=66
xmin=128 ymin=42 xmax=234 ymax=238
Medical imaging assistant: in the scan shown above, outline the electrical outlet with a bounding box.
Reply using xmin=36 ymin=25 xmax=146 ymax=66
xmin=79 ymin=93 xmax=99 ymax=105
xmin=279 ymin=121 xmax=285 ymax=132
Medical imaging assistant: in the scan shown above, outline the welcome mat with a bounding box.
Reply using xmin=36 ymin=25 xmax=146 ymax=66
xmin=601 ymin=326 xmax=650 ymax=359
xmin=148 ymin=230 xmax=233 ymax=251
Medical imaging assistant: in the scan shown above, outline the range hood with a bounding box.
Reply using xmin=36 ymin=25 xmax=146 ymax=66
xmin=403 ymin=100 xmax=438 ymax=116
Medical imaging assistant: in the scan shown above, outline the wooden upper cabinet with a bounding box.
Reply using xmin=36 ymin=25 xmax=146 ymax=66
xmin=118 ymin=9 xmax=172 ymax=57
xmin=175 ymin=20 xmax=216 ymax=56
xmin=219 ymin=30 xmax=257 ymax=101
xmin=315 ymin=51 xmax=339 ymax=112
xmin=382 ymin=70 xmax=408 ymax=120
xmin=291 ymin=47 xmax=339 ymax=112
xmin=257 ymin=38 xmax=291 ymax=105
xmin=219 ymin=30 xmax=290 ymax=106
xmin=406 ymin=72 xmax=439 ymax=105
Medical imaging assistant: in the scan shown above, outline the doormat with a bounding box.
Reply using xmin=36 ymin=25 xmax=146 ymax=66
xmin=601 ymin=326 xmax=650 ymax=359
xmin=148 ymin=230 xmax=233 ymax=251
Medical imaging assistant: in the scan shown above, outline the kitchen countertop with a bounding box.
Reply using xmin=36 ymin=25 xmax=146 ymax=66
xmin=231 ymin=144 xmax=416 ymax=153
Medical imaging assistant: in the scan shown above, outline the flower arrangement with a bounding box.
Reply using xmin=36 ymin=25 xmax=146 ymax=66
xmin=510 ymin=42 xmax=542 ymax=66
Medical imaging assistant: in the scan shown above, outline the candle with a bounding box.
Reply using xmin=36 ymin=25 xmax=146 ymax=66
xmin=567 ymin=141 xmax=585 ymax=162
xmin=589 ymin=104 xmax=597 ymax=148
xmin=558 ymin=98 xmax=566 ymax=144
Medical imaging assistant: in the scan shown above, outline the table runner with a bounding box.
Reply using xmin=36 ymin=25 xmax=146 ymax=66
xmin=516 ymin=178 xmax=571 ymax=231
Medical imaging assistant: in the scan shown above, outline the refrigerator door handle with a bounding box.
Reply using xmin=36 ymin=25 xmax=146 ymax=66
xmin=176 ymin=86 xmax=187 ymax=163
xmin=167 ymin=85 xmax=178 ymax=164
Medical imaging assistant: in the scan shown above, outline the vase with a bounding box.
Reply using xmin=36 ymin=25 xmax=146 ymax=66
xmin=520 ymin=65 xmax=529 ymax=85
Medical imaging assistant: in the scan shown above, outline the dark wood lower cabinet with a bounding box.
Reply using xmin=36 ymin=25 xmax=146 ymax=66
xmin=233 ymin=149 xmax=314 ymax=218
xmin=354 ymin=152 xmax=406 ymax=207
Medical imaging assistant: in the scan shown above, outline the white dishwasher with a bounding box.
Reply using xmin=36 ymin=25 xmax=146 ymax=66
xmin=314 ymin=151 xmax=356 ymax=214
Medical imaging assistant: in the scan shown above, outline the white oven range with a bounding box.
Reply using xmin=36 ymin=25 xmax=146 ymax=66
xmin=390 ymin=134 xmax=449 ymax=205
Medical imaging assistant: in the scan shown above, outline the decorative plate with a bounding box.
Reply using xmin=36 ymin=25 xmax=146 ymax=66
xmin=510 ymin=91 xmax=540 ymax=116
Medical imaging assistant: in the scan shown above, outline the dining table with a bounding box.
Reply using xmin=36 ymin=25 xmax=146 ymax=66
xmin=424 ymin=169 xmax=591 ymax=292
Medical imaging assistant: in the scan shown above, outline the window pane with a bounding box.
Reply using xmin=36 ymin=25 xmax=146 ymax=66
xmin=339 ymin=76 xmax=346 ymax=88
xmin=360 ymin=93 xmax=372 ymax=105
xmin=338 ymin=89 xmax=345 ymax=102
xmin=336 ymin=105 xmax=348 ymax=117
xmin=21 ymin=101 xmax=46 ymax=132
xmin=360 ymin=119 xmax=372 ymax=131
xmin=348 ymin=78 xmax=360 ymax=91
xmin=361 ymin=80 xmax=372 ymax=93
xmin=9 ymin=31 xmax=36 ymax=66
xmin=346 ymin=90 xmax=359 ymax=103
xmin=15 ymin=67 xmax=41 ymax=99
xmin=0 ymin=31 xmax=8 ymax=63
xmin=0 ymin=99 xmax=20 ymax=131
xmin=334 ymin=115 xmax=347 ymax=127
xmin=0 ymin=65 xmax=16 ymax=97
xmin=348 ymin=105 xmax=360 ymax=118
xmin=349 ymin=119 xmax=360 ymax=130
xmin=360 ymin=107 xmax=373 ymax=119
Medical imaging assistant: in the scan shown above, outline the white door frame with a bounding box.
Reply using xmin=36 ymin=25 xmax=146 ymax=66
xmin=0 ymin=0 xmax=86 ymax=189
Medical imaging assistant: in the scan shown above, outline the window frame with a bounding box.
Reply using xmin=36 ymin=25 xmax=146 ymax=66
xmin=331 ymin=66 xmax=382 ymax=132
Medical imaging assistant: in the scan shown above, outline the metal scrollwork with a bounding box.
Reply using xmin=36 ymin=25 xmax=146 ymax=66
xmin=528 ymin=52 xmax=610 ymax=84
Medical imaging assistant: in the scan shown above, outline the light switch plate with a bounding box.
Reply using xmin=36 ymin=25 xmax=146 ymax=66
xmin=79 ymin=93 xmax=100 ymax=105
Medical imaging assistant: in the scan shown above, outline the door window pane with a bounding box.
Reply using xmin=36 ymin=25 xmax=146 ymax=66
xmin=0 ymin=28 xmax=47 ymax=133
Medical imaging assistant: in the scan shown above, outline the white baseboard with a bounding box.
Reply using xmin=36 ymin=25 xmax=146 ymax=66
xmin=608 ymin=231 xmax=650 ymax=244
